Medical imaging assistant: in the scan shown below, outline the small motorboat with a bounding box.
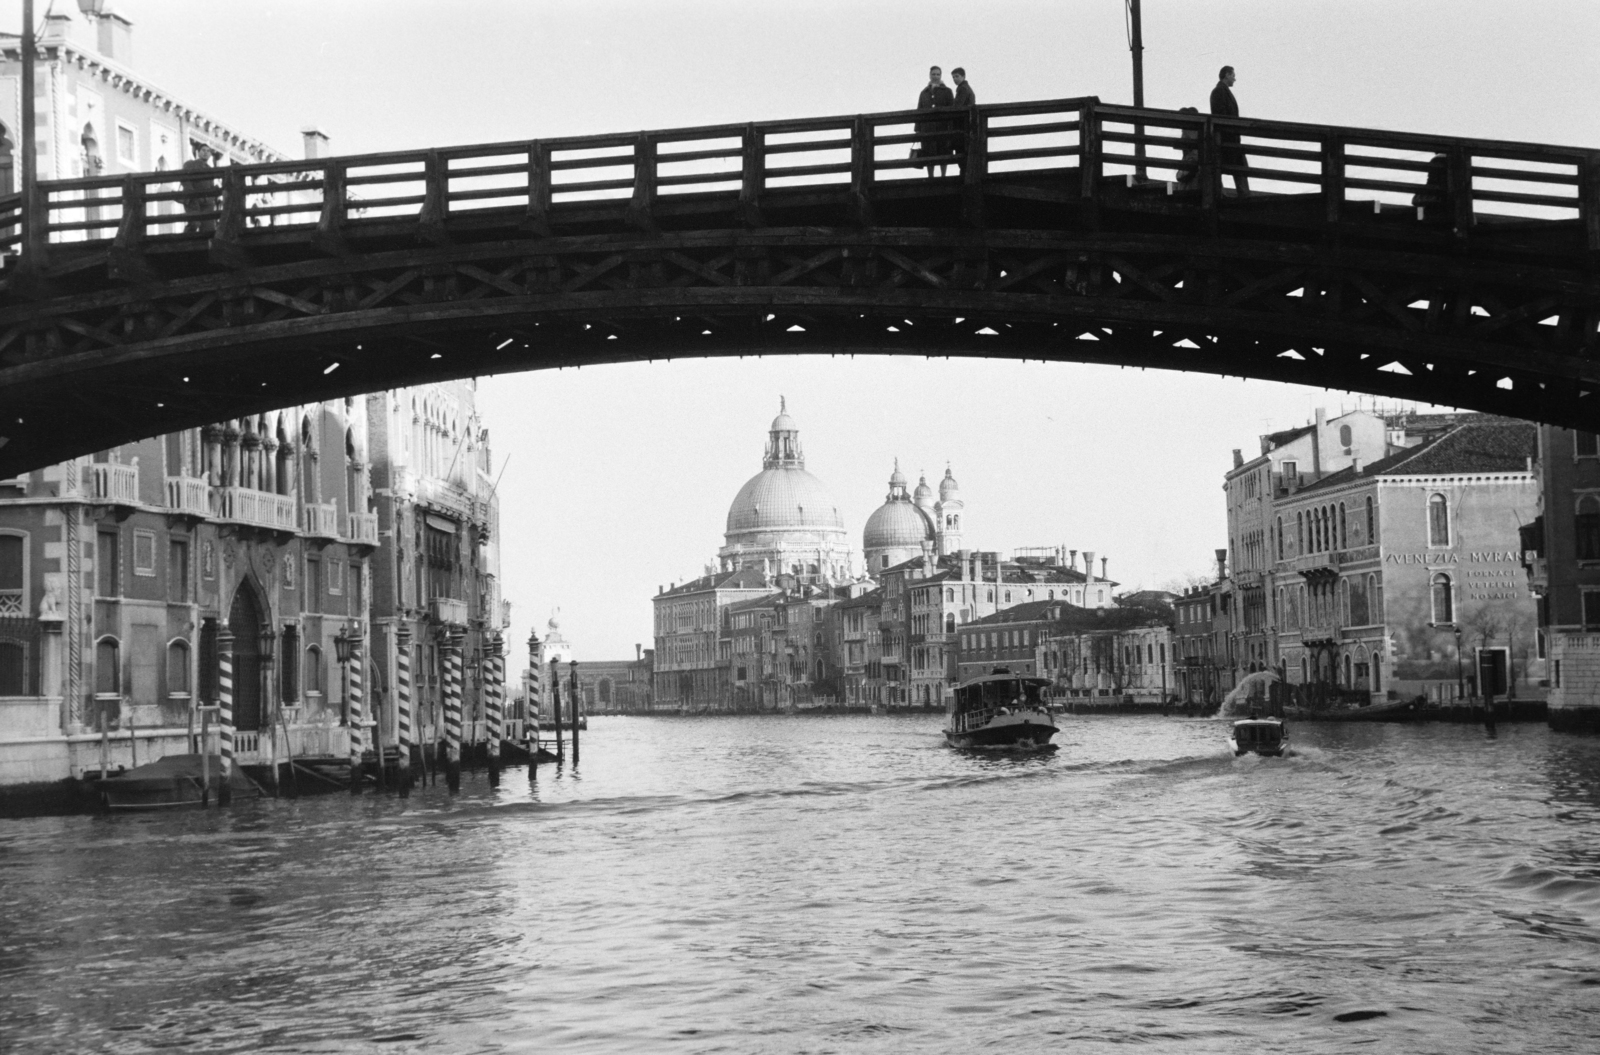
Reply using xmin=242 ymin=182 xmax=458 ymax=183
xmin=946 ymin=668 xmax=1058 ymax=751
xmin=95 ymin=754 xmax=259 ymax=810
xmin=1230 ymin=716 xmax=1288 ymax=757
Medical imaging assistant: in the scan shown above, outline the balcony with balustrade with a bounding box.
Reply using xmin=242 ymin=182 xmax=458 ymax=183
xmin=343 ymin=511 xmax=379 ymax=547
xmin=216 ymin=487 xmax=297 ymax=532
xmin=164 ymin=475 xmax=209 ymax=517
xmin=302 ymin=501 xmax=339 ymax=540
xmin=86 ymin=462 xmax=138 ymax=505
xmin=430 ymin=597 xmax=470 ymax=627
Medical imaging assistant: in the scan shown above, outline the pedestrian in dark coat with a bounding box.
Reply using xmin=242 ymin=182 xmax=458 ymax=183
xmin=915 ymin=66 xmax=955 ymax=176
xmin=951 ymin=68 xmax=976 ymax=171
xmin=181 ymin=147 xmax=220 ymax=234
xmin=1209 ymin=65 xmax=1250 ymax=196
xmin=1174 ymin=106 xmax=1201 ymax=189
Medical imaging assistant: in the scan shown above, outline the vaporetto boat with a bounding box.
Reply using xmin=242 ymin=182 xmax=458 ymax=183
xmin=945 ymin=669 xmax=1059 ymax=751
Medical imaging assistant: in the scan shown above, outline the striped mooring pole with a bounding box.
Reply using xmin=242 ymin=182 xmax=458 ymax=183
xmin=444 ymin=633 xmax=463 ymax=792
xmin=348 ymin=630 xmax=365 ymax=794
xmin=396 ymin=623 xmax=413 ymax=798
xmin=486 ymin=634 xmax=504 ymax=786
xmin=526 ymin=628 xmax=540 ymax=782
xmin=217 ymin=628 xmax=235 ymax=805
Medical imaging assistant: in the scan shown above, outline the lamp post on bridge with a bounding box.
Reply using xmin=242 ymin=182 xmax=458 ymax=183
xmin=1126 ymin=0 xmax=1146 ymax=180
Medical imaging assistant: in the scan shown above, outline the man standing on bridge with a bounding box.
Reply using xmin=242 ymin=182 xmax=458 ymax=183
xmin=951 ymin=68 xmax=976 ymax=169
xmin=916 ymin=66 xmax=955 ymax=177
xmin=1209 ymin=66 xmax=1250 ymax=197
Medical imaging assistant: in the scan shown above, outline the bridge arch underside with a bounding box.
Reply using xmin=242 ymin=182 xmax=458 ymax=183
xmin=2 ymin=224 xmax=1598 ymax=475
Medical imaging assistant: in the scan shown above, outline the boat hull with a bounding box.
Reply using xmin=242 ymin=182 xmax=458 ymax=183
xmin=945 ymin=714 xmax=1058 ymax=751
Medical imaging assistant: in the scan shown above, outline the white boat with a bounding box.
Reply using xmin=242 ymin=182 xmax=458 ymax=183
xmin=1229 ymin=716 xmax=1288 ymax=757
xmin=946 ymin=669 xmax=1058 ymax=751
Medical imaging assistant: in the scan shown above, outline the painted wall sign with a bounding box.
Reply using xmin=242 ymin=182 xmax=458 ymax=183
xmin=1382 ymin=550 xmax=1521 ymax=564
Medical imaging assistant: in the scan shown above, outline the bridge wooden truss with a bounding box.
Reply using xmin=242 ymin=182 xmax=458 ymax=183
xmin=0 ymin=96 xmax=1597 ymax=475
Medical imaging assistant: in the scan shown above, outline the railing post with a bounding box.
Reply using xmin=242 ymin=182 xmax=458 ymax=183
xmin=1078 ymin=99 xmax=1101 ymax=202
xmin=962 ymin=106 xmax=986 ymax=226
xmin=523 ymin=140 xmax=551 ymax=236
xmin=112 ymin=176 xmax=145 ymax=250
xmin=739 ymin=123 xmax=764 ymax=226
xmin=1198 ymin=116 xmax=1219 ymax=227
xmin=418 ymin=149 xmax=447 ymax=243
xmin=1583 ymin=154 xmax=1600 ymax=254
xmin=1447 ymin=146 xmax=1473 ymax=241
xmin=1321 ymin=135 xmax=1345 ymax=226
xmin=628 ymin=132 xmax=657 ymax=231
xmin=316 ymin=160 xmax=346 ymax=253
xmin=850 ymin=115 xmax=875 ymax=226
xmin=207 ymin=168 xmax=249 ymax=269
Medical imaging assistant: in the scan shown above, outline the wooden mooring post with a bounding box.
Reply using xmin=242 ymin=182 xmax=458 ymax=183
xmin=527 ymin=628 xmax=541 ymax=783
xmin=444 ymin=631 xmax=464 ymax=792
xmin=486 ymin=634 xmax=504 ymax=788
xmin=396 ymin=624 xmax=414 ymax=798
xmin=551 ymin=658 xmax=564 ymax=764
xmin=569 ymin=660 xmax=580 ymax=767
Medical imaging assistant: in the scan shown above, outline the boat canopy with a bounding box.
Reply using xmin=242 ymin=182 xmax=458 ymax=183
xmin=953 ymin=671 xmax=1050 ymax=713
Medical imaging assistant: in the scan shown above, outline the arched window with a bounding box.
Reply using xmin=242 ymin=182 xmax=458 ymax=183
xmin=1428 ymin=494 xmax=1450 ymax=547
xmin=1431 ymin=573 xmax=1454 ymax=624
xmin=1337 ymin=578 xmax=1349 ymax=626
xmin=304 ymin=645 xmax=324 ymax=698
xmin=1369 ymin=572 xmax=1384 ymax=624
xmin=880 ymin=555 xmax=889 ymax=569
xmin=81 ymin=124 xmax=103 ymax=175
xmin=987 ymin=589 xmax=994 ymax=602
xmin=1577 ymin=496 xmax=1600 ymax=561
xmin=95 ymin=637 xmax=121 ymax=696
xmin=1338 ymin=503 xmax=1347 ymax=549
xmin=1366 ymin=495 xmax=1376 ymax=544
xmin=946 ymin=588 xmax=954 ymax=602
xmin=1296 ymin=511 xmax=1304 ymax=553
xmin=1339 ymin=423 xmax=1353 ymax=447
xmin=1276 ymin=517 xmax=1284 ymax=561
xmin=945 ymin=613 xmax=956 ymax=634
xmin=166 ymin=640 xmax=190 ymax=697
xmin=1343 ymin=652 xmax=1352 ymax=686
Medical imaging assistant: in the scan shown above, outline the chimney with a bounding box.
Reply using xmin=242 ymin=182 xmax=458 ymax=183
xmin=1352 ymin=456 xmax=1363 ymax=475
xmin=1215 ymin=548 xmax=1228 ymax=580
xmin=302 ymin=127 xmax=332 ymax=161
xmin=80 ymin=3 xmax=134 ymax=65
xmin=635 ymin=643 xmax=642 ymax=661
xmin=1232 ymin=448 xmax=1244 ymax=469
xmin=1083 ymin=550 xmax=1096 ymax=583
xmin=1312 ymin=408 xmax=1326 ymax=476
xmin=1070 ymin=549 xmax=1078 ymax=572
xmin=1100 ymin=556 xmax=1108 ymax=580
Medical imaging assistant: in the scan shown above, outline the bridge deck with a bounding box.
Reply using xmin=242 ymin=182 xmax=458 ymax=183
xmin=0 ymin=97 xmax=1597 ymax=476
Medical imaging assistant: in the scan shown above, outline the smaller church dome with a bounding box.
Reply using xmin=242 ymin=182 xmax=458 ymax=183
xmin=913 ymin=472 xmax=934 ymax=508
xmin=888 ymin=462 xmax=907 ymax=489
xmin=864 ymin=501 xmax=935 ymax=550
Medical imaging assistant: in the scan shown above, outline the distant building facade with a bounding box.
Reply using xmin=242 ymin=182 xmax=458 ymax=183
xmin=1524 ymin=425 xmax=1600 ymax=731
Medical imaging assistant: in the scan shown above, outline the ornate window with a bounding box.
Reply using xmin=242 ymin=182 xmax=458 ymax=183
xmin=1576 ymin=496 xmax=1600 ymax=561
xmin=95 ymin=637 xmax=121 ymax=696
xmin=0 ymin=533 xmax=23 ymax=615
xmin=1366 ymin=495 xmax=1376 ymax=544
xmin=304 ymin=645 xmax=324 ymax=699
xmin=1428 ymin=494 xmax=1451 ymax=547
xmin=1276 ymin=517 xmax=1284 ymax=561
xmin=1431 ymin=572 xmax=1454 ymax=624
xmin=1338 ymin=504 xmax=1347 ymax=549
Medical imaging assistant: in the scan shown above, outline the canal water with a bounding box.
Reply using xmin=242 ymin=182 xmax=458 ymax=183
xmin=2 ymin=715 xmax=1598 ymax=1054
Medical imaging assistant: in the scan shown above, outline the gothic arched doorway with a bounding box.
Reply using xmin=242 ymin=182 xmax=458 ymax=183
xmin=229 ymin=580 xmax=264 ymax=731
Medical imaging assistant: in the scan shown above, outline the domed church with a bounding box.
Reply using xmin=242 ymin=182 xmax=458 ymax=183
xmin=719 ymin=400 xmax=855 ymax=584
xmin=863 ymin=463 xmax=966 ymax=573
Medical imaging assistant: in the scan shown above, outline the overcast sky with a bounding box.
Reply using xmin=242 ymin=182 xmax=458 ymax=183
xmin=15 ymin=1 xmax=1597 ymax=663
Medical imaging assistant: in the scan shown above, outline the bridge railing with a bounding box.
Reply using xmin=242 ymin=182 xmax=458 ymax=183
xmin=1 ymin=97 xmax=1595 ymax=259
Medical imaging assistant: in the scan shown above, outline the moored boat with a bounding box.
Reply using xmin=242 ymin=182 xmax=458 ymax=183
xmin=946 ymin=669 xmax=1058 ymax=751
xmin=1229 ymin=717 xmax=1288 ymax=757
xmin=95 ymin=754 xmax=260 ymax=810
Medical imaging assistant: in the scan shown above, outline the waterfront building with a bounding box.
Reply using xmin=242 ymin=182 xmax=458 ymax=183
xmin=833 ymin=582 xmax=883 ymax=709
xmin=1224 ymin=410 xmax=1389 ymax=675
xmin=1271 ymin=418 xmax=1541 ymax=703
xmin=652 ymin=567 xmax=772 ymax=711
xmin=1173 ymin=584 xmax=1224 ymax=706
xmin=572 ymin=650 xmax=653 ymax=714
xmin=726 ymin=593 xmax=782 ymax=710
xmin=1522 ymin=426 xmax=1600 ymax=731
xmin=952 ymin=599 xmax=1174 ymax=704
xmin=0 ymin=399 xmax=378 ymax=789
xmin=366 ymin=381 xmax=507 ymax=746
xmin=718 ymin=401 xmax=854 ymax=585
xmin=0 ymin=5 xmax=284 ymax=194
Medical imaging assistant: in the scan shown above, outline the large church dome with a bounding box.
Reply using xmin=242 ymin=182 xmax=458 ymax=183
xmin=726 ymin=469 xmax=845 ymax=534
xmin=719 ymin=399 xmax=853 ymax=584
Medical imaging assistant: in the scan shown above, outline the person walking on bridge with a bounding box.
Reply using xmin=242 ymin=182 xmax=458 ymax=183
xmin=951 ymin=68 xmax=976 ymax=170
xmin=915 ymin=66 xmax=955 ymax=177
xmin=1209 ymin=66 xmax=1250 ymax=197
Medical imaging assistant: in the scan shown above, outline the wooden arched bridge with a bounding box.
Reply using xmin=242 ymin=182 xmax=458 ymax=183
xmin=0 ymin=96 xmax=1597 ymax=476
